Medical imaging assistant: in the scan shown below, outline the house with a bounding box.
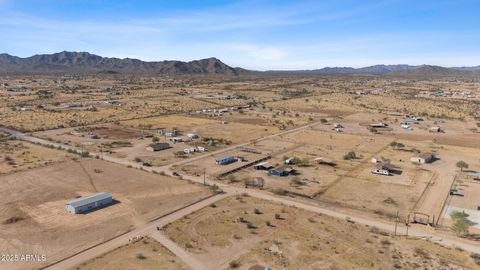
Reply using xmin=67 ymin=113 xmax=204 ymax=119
xmin=90 ymin=132 xmax=99 ymax=139
xmin=187 ymin=133 xmax=198 ymax=139
xmin=371 ymin=168 xmax=390 ymax=175
xmin=248 ymin=264 xmax=271 ymax=270
xmin=429 ymin=126 xmax=442 ymax=133
xmin=65 ymin=192 xmax=113 ymax=214
xmin=246 ymin=177 xmax=265 ymax=188
xmin=253 ymin=162 xmax=272 ymax=170
xmin=370 ymin=123 xmax=388 ymax=128
xmin=376 ymin=163 xmax=402 ymax=175
xmin=412 ymin=116 xmax=424 ymax=121
xmin=269 ymin=165 xmax=293 ymax=177
xmin=164 ymin=130 xmax=178 ymax=137
xmin=401 ymin=124 xmax=410 ymax=129
xmin=146 ymin=142 xmax=170 ymax=152
xmin=216 ymin=155 xmax=236 ymax=165
xmin=411 ymin=152 xmax=436 ymax=164
xmin=170 ymin=137 xmax=183 ymax=143
xmin=284 ymin=157 xmax=294 ymax=165
xmin=314 ymin=157 xmax=336 ymax=167
xmin=184 ymin=147 xmax=196 ymax=154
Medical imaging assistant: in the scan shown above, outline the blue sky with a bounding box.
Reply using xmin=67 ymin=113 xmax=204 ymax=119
xmin=0 ymin=0 xmax=479 ymax=70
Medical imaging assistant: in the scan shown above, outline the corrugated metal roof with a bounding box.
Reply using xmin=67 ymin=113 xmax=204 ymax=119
xmin=66 ymin=192 xmax=112 ymax=208
xmin=216 ymin=155 xmax=234 ymax=161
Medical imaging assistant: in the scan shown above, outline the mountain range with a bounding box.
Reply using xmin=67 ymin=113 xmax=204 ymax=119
xmin=266 ymin=64 xmax=480 ymax=75
xmin=0 ymin=51 xmax=246 ymax=75
xmin=0 ymin=51 xmax=479 ymax=76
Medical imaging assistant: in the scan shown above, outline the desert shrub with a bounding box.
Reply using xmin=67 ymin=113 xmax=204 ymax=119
xmin=136 ymin=253 xmax=146 ymax=260
xmin=254 ymin=208 xmax=263 ymax=215
xmin=229 ymin=260 xmax=240 ymax=268
xmin=343 ymin=151 xmax=357 ymax=160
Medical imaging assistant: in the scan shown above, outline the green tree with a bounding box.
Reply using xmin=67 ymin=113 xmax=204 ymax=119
xmin=456 ymin=160 xmax=469 ymax=171
xmin=450 ymin=211 xmax=470 ymax=236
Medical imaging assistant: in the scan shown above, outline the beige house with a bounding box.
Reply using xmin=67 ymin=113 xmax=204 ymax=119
xmin=411 ymin=152 xmax=436 ymax=164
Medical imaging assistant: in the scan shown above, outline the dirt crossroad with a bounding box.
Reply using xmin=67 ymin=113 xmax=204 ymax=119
xmin=2 ymin=125 xmax=480 ymax=270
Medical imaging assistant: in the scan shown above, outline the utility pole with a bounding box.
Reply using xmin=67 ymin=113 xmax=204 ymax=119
xmin=203 ymin=168 xmax=206 ymax=186
xmin=405 ymin=214 xmax=410 ymax=237
xmin=394 ymin=211 xmax=399 ymax=236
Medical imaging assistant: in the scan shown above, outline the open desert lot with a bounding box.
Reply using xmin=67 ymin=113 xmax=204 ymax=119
xmin=123 ymin=113 xmax=280 ymax=145
xmin=0 ymin=140 xmax=74 ymax=174
xmin=164 ymin=195 xmax=480 ymax=270
xmin=71 ymin=236 xmax=187 ymax=270
xmin=0 ymin=158 xmax=212 ymax=270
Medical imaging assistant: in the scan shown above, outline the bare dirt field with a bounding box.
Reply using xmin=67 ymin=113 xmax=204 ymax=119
xmin=123 ymin=114 xmax=280 ymax=144
xmin=0 ymin=140 xmax=73 ymax=174
xmin=71 ymin=236 xmax=187 ymax=270
xmin=0 ymin=158 xmax=212 ymax=270
xmin=164 ymin=195 xmax=480 ymax=270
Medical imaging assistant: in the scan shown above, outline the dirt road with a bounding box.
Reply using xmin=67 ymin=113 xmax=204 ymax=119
xmin=40 ymin=193 xmax=228 ymax=270
xmin=2 ymin=125 xmax=480 ymax=270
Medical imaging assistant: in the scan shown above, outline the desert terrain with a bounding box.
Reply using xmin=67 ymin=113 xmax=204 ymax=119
xmin=1 ymin=72 xmax=480 ymax=270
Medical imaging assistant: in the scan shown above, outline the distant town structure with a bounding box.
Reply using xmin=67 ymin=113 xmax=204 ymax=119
xmin=65 ymin=192 xmax=113 ymax=214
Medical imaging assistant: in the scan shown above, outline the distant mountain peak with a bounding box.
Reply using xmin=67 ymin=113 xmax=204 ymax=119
xmin=0 ymin=51 xmax=246 ymax=75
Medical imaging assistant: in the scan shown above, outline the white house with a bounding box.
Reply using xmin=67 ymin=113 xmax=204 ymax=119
xmin=184 ymin=147 xmax=196 ymax=154
xmin=187 ymin=133 xmax=199 ymax=139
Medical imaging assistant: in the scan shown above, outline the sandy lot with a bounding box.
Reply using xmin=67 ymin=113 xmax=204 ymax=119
xmin=165 ymin=196 xmax=480 ymax=270
xmin=70 ymin=236 xmax=187 ymax=270
xmin=0 ymin=158 xmax=212 ymax=270
xmin=0 ymin=140 xmax=74 ymax=174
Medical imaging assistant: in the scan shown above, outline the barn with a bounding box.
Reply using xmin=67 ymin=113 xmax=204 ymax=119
xmin=65 ymin=192 xmax=113 ymax=214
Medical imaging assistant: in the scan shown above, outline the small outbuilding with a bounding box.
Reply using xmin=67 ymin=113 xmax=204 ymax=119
xmin=253 ymin=162 xmax=272 ymax=170
xmin=65 ymin=192 xmax=113 ymax=214
xmin=429 ymin=126 xmax=442 ymax=133
xmin=246 ymin=177 xmax=265 ymax=188
xmin=370 ymin=123 xmax=388 ymax=128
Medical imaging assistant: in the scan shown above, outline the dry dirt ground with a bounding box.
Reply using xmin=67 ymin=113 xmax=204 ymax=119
xmin=0 ymin=158 xmax=212 ymax=270
xmin=122 ymin=114 xmax=280 ymax=145
xmin=164 ymin=196 xmax=480 ymax=270
xmin=70 ymin=236 xmax=187 ymax=270
xmin=0 ymin=140 xmax=74 ymax=174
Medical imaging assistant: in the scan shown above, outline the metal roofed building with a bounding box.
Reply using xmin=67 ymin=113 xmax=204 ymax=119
xmin=65 ymin=192 xmax=113 ymax=214
xmin=215 ymin=155 xmax=236 ymax=165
